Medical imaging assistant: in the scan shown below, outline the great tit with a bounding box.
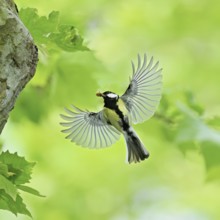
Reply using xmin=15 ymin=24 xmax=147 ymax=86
xmin=60 ymin=54 xmax=162 ymax=163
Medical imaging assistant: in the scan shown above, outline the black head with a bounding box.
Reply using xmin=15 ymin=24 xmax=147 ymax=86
xmin=96 ymin=91 xmax=119 ymax=109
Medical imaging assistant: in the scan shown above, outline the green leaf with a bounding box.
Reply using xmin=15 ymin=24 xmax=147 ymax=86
xmin=49 ymin=24 xmax=89 ymax=51
xmin=175 ymin=103 xmax=220 ymax=144
xmin=0 ymin=175 xmax=17 ymax=200
xmin=0 ymin=162 xmax=8 ymax=177
xmin=0 ymin=140 xmax=3 ymax=151
xmin=0 ymin=151 xmax=35 ymax=185
xmin=19 ymin=8 xmax=89 ymax=52
xmin=0 ymin=192 xmax=31 ymax=217
xmin=175 ymin=103 xmax=220 ymax=170
xmin=14 ymin=194 xmax=32 ymax=217
xmin=17 ymin=185 xmax=45 ymax=197
xmin=19 ymin=8 xmax=59 ymax=44
xmin=0 ymin=151 xmax=43 ymax=216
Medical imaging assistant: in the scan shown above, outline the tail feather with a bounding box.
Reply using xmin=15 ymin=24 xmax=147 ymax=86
xmin=123 ymin=128 xmax=149 ymax=163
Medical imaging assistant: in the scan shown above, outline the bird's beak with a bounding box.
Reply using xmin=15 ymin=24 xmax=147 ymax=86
xmin=96 ymin=92 xmax=104 ymax=97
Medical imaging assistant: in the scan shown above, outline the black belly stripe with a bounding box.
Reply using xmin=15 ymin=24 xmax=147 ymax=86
xmin=114 ymin=105 xmax=131 ymax=133
xmin=104 ymin=98 xmax=132 ymax=135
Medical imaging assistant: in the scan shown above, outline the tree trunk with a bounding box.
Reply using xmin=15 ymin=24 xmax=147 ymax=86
xmin=0 ymin=0 xmax=38 ymax=134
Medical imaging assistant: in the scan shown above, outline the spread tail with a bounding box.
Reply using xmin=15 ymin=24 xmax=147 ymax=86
xmin=123 ymin=127 xmax=149 ymax=163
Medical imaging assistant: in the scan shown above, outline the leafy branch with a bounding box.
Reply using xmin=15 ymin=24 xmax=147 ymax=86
xmin=0 ymin=7 xmax=88 ymax=217
xmin=19 ymin=8 xmax=89 ymax=52
xmin=155 ymin=90 xmax=220 ymax=178
xmin=0 ymin=151 xmax=43 ymax=217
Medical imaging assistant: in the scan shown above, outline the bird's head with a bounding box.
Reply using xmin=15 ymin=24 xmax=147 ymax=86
xmin=96 ymin=91 xmax=119 ymax=108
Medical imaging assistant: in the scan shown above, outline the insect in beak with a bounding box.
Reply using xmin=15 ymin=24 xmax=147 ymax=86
xmin=96 ymin=92 xmax=104 ymax=97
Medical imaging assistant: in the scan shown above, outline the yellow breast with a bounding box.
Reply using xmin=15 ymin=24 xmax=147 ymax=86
xmin=103 ymin=98 xmax=130 ymax=132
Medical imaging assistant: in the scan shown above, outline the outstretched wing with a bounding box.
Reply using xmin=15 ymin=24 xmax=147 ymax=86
xmin=121 ymin=53 xmax=162 ymax=124
xmin=60 ymin=105 xmax=121 ymax=148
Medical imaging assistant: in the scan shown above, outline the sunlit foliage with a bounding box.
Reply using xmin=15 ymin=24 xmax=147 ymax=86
xmin=1 ymin=0 xmax=220 ymax=219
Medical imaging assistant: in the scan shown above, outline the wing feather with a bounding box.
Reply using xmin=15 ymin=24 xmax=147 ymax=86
xmin=60 ymin=105 xmax=121 ymax=148
xmin=121 ymin=53 xmax=162 ymax=124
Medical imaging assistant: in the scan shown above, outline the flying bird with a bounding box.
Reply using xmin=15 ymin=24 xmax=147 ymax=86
xmin=60 ymin=54 xmax=162 ymax=163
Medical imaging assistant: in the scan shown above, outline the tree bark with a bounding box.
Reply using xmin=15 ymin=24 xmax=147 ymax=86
xmin=0 ymin=0 xmax=38 ymax=134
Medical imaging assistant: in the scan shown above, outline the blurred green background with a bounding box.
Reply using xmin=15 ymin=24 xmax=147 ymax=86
xmin=1 ymin=0 xmax=220 ymax=219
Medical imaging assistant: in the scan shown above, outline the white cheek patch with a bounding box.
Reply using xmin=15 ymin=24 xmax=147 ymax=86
xmin=107 ymin=93 xmax=118 ymax=98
